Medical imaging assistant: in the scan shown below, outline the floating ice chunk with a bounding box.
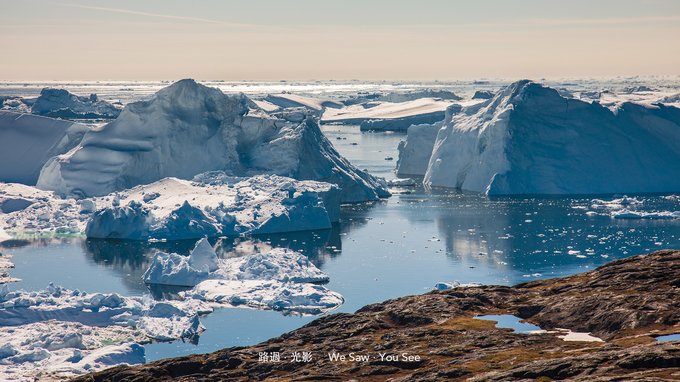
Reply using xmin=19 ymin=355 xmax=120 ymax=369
xmin=144 ymin=244 xmax=329 ymax=287
xmin=472 ymin=90 xmax=494 ymax=99
xmin=85 ymin=175 xmax=339 ymax=240
xmin=31 ymin=88 xmax=121 ymax=119
xmin=142 ymin=251 xmax=210 ymax=287
xmin=188 ymin=238 xmax=219 ymax=273
xmin=185 ymin=279 xmax=343 ymax=315
xmin=219 ymin=248 xmax=330 ymax=284
xmin=434 ymin=281 xmax=460 ymax=290
xmin=386 ymin=178 xmax=417 ymax=187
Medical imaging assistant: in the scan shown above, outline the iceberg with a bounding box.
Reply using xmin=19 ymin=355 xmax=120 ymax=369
xmin=342 ymin=89 xmax=462 ymax=105
xmin=184 ymin=279 xmax=343 ymax=315
xmin=398 ymin=80 xmax=680 ymax=195
xmin=85 ymin=174 xmax=339 ymax=240
xmin=322 ymin=97 xmax=454 ymax=132
xmin=263 ymin=93 xmax=342 ymax=112
xmin=472 ymin=90 xmax=494 ymax=100
xmin=143 ymin=239 xmax=341 ymax=314
xmin=31 ymin=88 xmax=121 ymax=119
xmin=0 ymin=111 xmax=88 ymax=185
xmin=144 ymin=238 xmax=330 ymax=286
xmin=37 ymin=79 xmax=387 ymax=203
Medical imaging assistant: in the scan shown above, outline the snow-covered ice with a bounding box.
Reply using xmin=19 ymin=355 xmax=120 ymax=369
xmin=144 ymin=238 xmax=341 ymax=314
xmin=0 ymin=283 xmax=206 ymax=380
xmin=86 ymin=174 xmax=340 ymax=240
xmin=37 ymin=79 xmax=388 ymax=203
xmin=263 ymin=93 xmax=342 ymax=112
xmin=184 ymin=279 xmax=343 ymax=315
xmin=31 ymin=88 xmax=121 ymax=119
xmin=0 ymin=111 xmax=88 ymax=185
xmin=398 ymin=80 xmax=680 ymax=195
xmin=1 ymin=174 xmax=342 ymax=239
xmin=144 ymin=240 xmax=330 ymax=287
xmin=322 ymin=97 xmax=454 ymax=132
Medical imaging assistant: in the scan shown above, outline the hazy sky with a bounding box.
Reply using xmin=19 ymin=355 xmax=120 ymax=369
xmin=2 ymin=0 xmax=679 ymax=80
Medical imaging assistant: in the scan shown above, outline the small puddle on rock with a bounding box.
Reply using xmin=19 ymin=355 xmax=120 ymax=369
xmin=474 ymin=315 xmax=545 ymax=334
xmin=474 ymin=315 xmax=604 ymax=342
xmin=656 ymin=333 xmax=680 ymax=342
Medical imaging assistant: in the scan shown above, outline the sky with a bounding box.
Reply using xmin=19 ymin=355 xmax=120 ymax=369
xmin=1 ymin=0 xmax=679 ymax=80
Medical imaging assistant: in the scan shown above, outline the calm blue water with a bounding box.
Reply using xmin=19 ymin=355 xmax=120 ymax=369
xmin=475 ymin=315 xmax=543 ymax=333
xmin=656 ymin=334 xmax=680 ymax=342
xmin=2 ymin=126 xmax=679 ymax=361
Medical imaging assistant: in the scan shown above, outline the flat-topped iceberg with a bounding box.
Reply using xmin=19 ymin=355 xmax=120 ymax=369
xmin=0 ymin=111 xmax=88 ymax=185
xmin=85 ymin=174 xmax=339 ymax=240
xmin=37 ymin=79 xmax=387 ymax=203
xmin=31 ymin=88 xmax=121 ymax=119
xmin=322 ymin=97 xmax=454 ymax=132
xmin=397 ymin=80 xmax=680 ymax=195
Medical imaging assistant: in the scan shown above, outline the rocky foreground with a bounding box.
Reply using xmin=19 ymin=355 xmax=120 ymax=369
xmin=73 ymin=250 xmax=680 ymax=381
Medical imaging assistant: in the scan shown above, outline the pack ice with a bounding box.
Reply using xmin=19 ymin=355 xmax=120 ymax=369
xmin=397 ymin=80 xmax=680 ymax=195
xmin=144 ymin=238 xmax=343 ymax=315
xmin=37 ymin=79 xmax=388 ymax=203
xmin=0 ymin=283 xmax=205 ymax=380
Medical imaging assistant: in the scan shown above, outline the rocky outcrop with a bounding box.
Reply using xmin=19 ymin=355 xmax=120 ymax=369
xmin=72 ymin=250 xmax=680 ymax=381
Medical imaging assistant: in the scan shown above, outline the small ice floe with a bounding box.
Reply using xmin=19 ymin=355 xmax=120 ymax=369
xmin=434 ymin=281 xmax=460 ymax=290
xmin=656 ymin=333 xmax=680 ymax=342
xmin=0 ymin=250 xmax=19 ymax=284
xmin=434 ymin=281 xmax=482 ymax=290
xmin=184 ymin=279 xmax=344 ymax=315
xmin=144 ymin=239 xmax=342 ymax=315
xmin=386 ymin=178 xmax=417 ymax=187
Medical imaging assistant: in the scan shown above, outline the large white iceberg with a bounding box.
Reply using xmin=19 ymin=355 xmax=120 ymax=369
xmin=0 ymin=111 xmax=88 ymax=185
xmin=85 ymin=174 xmax=339 ymax=240
xmin=37 ymin=79 xmax=388 ymax=203
xmin=31 ymin=88 xmax=121 ymax=119
xmin=397 ymin=80 xmax=680 ymax=195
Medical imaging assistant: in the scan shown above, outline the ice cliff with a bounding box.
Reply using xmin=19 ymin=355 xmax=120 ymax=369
xmin=37 ymin=79 xmax=387 ymax=203
xmin=0 ymin=111 xmax=88 ymax=185
xmin=396 ymin=80 xmax=680 ymax=195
